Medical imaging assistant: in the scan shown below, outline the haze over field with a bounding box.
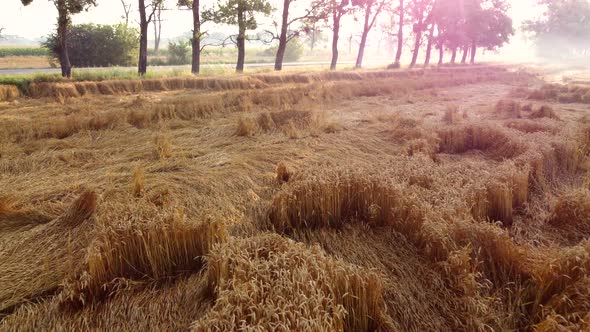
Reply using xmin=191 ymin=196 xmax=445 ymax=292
xmin=2 ymin=0 xmax=541 ymax=62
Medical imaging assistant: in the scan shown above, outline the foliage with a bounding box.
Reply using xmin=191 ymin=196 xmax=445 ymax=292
xmin=167 ymin=40 xmax=191 ymax=65
xmin=263 ymin=38 xmax=304 ymax=62
xmin=43 ymin=24 xmax=139 ymax=67
xmin=434 ymin=0 xmax=512 ymax=51
xmin=0 ymin=47 xmax=49 ymax=57
xmin=20 ymin=0 xmax=97 ymax=12
xmin=203 ymin=0 xmax=273 ymax=30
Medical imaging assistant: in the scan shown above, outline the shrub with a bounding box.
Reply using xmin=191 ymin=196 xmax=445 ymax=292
xmin=262 ymin=38 xmax=304 ymax=62
xmin=43 ymin=23 xmax=139 ymax=67
xmin=167 ymin=40 xmax=190 ymax=65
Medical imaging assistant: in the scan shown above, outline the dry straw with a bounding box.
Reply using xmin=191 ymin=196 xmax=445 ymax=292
xmin=193 ymin=234 xmax=393 ymax=331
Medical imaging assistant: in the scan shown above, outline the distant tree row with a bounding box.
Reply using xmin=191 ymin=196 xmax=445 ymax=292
xmin=523 ymin=0 xmax=590 ymax=60
xmin=19 ymin=0 xmax=514 ymax=77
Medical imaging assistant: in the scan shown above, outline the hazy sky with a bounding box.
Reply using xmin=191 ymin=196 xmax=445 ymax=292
xmin=1 ymin=0 xmax=541 ymax=60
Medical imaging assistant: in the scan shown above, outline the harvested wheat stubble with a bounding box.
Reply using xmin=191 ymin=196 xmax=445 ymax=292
xmin=2 ymin=65 xmax=590 ymax=331
xmin=193 ymin=234 xmax=393 ymax=331
xmin=0 ymin=195 xmax=54 ymax=233
xmin=1 ymin=274 xmax=213 ymax=331
xmin=0 ymin=68 xmax=527 ymax=144
xmin=527 ymin=83 xmax=590 ymax=104
xmin=28 ymin=76 xmax=268 ymax=99
xmin=22 ymin=65 xmax=515 ymax=99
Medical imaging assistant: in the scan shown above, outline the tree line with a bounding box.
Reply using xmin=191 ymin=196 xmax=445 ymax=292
xmin=19 ymin=0 xmax=516 ymax=77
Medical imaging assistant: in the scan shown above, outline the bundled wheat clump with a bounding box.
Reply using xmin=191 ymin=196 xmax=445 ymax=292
xmin=192 ymin=234 xmax=393 ymax=331
xmin=494 ymin=99 xmax=521 ymax=118
xmin=153 ymin=134 xmax=173 ymax=159
xmin=437 ymin=123 xmax=526 ymax=161
xmin=443 ymin=105 xmax=462 ymax=124
xmin=276 ymin=162 xmax=290 ymax=183
xmin=0 ymin=84 xmax=20 ymax=101
xmin=235 ymin=116 xmax=257 ymax=136
xmin=266 ymin=172 xmax=423 ymax=233
xmin=61 ymin=216 xmax=227 ymax=306
xmin=548 ymin=189 xmax=590 ymax=241
xmin=530 ymin=105 xmax=560 ymax=120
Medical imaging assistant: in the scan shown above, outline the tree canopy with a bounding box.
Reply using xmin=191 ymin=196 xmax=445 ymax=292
xmin=204 ymin=0 xmax=273 ymax=30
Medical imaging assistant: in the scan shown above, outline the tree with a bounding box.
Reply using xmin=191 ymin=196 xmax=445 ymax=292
xmin=408 ymin=0 xmax=434 ymax=67
xmin=465 ymin=0 xmax=513 ymax=64
xmin=393 ymin=0 xmax=404 ymax=66
xmin=328 ymin=0 xmax=351 ymax=70
xmin=44 ymin=23 xmax=139 ymax=67
xmin=20 ymin=0 xmax=97 ymax=77
xmin=153 ymin=1 xmax=163 ymax=54
xmin=352 ymin=0 xmax=387 ymax=68
xmin=523 ymin=0 xmax=590 ymax=59
xmin=120 ymin=0 xmax=132 ymax=26
xmin=433 ymin=0 xmax=467 ymax=65
xmin=378 ymin=6 xmax=398 ymax=57
xmin=204 ymin=0 xmax=272 ymax=73
xmin=272 ymin=0 xmax=327 ymax=71
xmin=423 ymin=20 xmax=435 ymax=66
xmin=303 ymin=20 xmax=327 ymax=51
xmin=178 ymin=0 xmax=203 ymax=74
xmin=138 ymin=0 xmax=164 ymax=75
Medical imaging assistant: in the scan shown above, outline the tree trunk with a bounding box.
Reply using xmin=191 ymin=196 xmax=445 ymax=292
xmin=356 ymin=7 xmax=372 ymax=68
xmin=121 ymin=0 xmax=131 ymax=26
xmin=410 ymin=28 xmax=422 ymax=68
xmin=423 ymin=23 xmax=435 ymax=67
xmin=330 ymin=11 xmax=341 ymax=70
xmin=438 ymin=44 xmax=444 ymax=65
xmin=310 ymin=22 xmax=317 ymax=51
xmin=236 ymin=8 xmax=246 ymax=73
xmin=138 ymin=0 xmax=148 ymax=75
xmin=450 ymin=47 xmax=457 ymax=64
xmin=460 ymin=45 xmax=468 ymax=64
xmin=191 ymin=0 xmax=201 ymax=74
xmin=153 ymin=6 xmax=162 ymax=55
xmin=274 ymin=0 xmax=290 ymax=71
xmin=57 ymin=0 xmax=72 ymax=78
xmin=394 ymin=0 xmax=404 ymax=65
xmin=470 ymin=40 xmax=476 ymax=64
xmin=356 ymin=31 xmax=368 ymax=68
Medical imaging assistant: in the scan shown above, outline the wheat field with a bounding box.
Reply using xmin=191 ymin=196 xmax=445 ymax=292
xmin=1 ymin=66 xmax=589 ymax=331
